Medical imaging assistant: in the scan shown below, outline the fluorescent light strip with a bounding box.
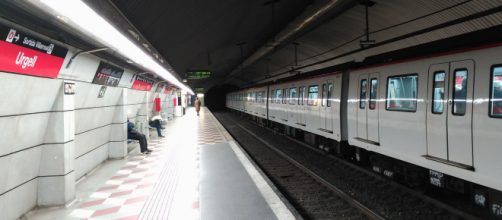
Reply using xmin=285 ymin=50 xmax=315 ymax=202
xmin=40 ymin=0 xmax=194 ymax=94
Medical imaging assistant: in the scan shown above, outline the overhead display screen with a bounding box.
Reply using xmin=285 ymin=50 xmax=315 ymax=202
xmin=92 ymin=62 xmax=124 ymax=87
xmin=186 ymin=70 xmax=211 ymax=79
xmin=0 ymin=23 xmax=68 ymax=78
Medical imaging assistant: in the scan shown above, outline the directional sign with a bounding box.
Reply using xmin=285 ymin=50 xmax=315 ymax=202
xmin=186 ymin=70 xmax=211 ymax=79
xmin=0 ymin=23 xmax=68 ymax=78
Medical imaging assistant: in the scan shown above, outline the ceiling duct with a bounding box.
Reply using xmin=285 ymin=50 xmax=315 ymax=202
xmin=225 ymin=0 xmax=358 ymax=82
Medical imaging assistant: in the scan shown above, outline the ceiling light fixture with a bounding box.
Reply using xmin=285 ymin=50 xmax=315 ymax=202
xmin=37 ymin=0 xmax=193 ymax=94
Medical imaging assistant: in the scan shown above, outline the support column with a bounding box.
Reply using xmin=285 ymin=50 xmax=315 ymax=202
xmin=109 ymin=88 xmax=128 ymax=158
xmin=38 ymin=80 xmax=75 ymax=206
xmin=136 ymin=91 xmax=150 ymax=138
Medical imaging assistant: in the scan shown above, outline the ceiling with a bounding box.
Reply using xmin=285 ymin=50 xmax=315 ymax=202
xmin=109 ymin=0 xmax=323 ymax=90
xmin=110 ymin=0 xmax=502 ymax=90
xmin=1 ymin=0 xmax=502 ymax=92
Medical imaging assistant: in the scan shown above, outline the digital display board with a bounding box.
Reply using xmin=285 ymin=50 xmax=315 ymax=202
xmin=186 ymin=70 xmax=211 ymax=79
xmin=92 ymin=62 xmax=124 ymax=87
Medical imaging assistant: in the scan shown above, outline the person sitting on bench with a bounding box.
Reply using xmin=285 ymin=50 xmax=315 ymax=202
xmin=149 ymin=115 xmax=165 ymax=137
xmin=128 ymin=120 xmax=152 ymax=154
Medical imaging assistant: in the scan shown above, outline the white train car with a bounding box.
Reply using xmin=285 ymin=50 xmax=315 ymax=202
xmin=269 ymin=73 xmax=346 ymax=143
xmin=227 ymin=44 xmax=502 ymax=213
xmin=241 ymin=86 xmax=268 ymax=119
xmin=347 ymin=44 xmax=502 ymax=194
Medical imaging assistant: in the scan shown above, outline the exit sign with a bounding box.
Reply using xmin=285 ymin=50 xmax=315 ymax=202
xmin=187 ymin=71 xmax=211 ymax=79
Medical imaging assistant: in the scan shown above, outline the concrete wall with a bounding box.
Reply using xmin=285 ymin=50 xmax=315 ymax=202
xmin=0 ymin=44 xmax=136 ymax=219
xmin=0 ymin=19 xmax=189 ymax=219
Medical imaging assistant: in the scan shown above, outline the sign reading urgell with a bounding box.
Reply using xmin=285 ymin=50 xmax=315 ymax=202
xmin=0 ymin=23 xmax=68 ymax=78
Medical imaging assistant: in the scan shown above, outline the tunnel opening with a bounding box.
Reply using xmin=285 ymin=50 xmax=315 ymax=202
xmin=205 ymin=84 xmax=239 ymax=111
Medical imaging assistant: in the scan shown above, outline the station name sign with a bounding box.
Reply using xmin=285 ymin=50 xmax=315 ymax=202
xmin=131 ymin=75 xmax=154 ymax=91
xmin=186 ymin=70 xmax=211 ymax=80
xmin=0 ymin=23 xmax=68 ymax=78
xmin=92 ymin=62 xmax=124 ymax=87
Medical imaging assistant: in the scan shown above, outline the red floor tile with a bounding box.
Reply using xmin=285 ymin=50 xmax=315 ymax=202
xmin=78 ymin=199 xmax=106 ymax=208
xmin=98 ymin=185 xmax=120 ymax=192
xmin=124 ymin=196 xmax=147 ymax=205
xmin=91 ymin=206 xmax=121 ymax=217
xmin=110 ymin=190 xmax=134 ymax=198
xmin=117 ymin=215 xmax=138 ymax=220
xmin=111 ymin=174 xmax=129 ymax=180
xmin=123 ymin=178 xmax=141 ymax=184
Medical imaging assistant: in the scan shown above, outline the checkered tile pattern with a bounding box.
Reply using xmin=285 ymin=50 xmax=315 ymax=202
xmin=196 ymin=109 xmax=227 ymax=146
xmin=40 ymin=108 xmax=230 ymax=220
xmin=69 ymin=139 xmax=168 ymax=220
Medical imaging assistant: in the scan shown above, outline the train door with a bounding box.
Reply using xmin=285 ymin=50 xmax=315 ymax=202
xmin=319 ymin=80 xmax=334 ymax=133
xmin=356 ymin=73 xmax=379 ymax=143
xmin=426 ymin=60 xmax=474 ymax=166
xmin=281 ymin=88 xmax=289 ymax=122
xmin=297 ymin=85 xmax=307 ymax=126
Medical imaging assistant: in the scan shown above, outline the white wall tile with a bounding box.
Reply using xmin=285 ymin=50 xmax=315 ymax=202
xmin=74 ymin=144 xmax=108 ymax=179
xmin=74 ymin=126 xmax=111 ymax=158
xmin=37 ymin=173 xmax=75 ymax=206
xmin=0 ymin=73 xmax=61 ymax=116
xmin=0 ymin=147 xmax=41 ymax=195
xmin=0 ymin=113 xmax=49 ymax=156
xmin=0 ymin=178 xmax=37 ymax=220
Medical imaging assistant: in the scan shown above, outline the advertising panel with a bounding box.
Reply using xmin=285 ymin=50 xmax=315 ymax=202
xmin=131 ymin=75 xmax=154 ymax=91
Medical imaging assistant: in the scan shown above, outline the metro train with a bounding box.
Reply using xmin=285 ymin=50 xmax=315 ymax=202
xmin=226 ymin=43 xmax=502 ymax=214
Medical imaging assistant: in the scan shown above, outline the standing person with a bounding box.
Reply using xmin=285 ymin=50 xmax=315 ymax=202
xmin=128 ymin=120 xmax=152 ymax=154
xmin=195 ymin=97 xmax=201 ymax=116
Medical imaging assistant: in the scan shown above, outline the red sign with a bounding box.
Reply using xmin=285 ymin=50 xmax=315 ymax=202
xmin=0 ymin=25 xmax=67 ymax=78
xmin=131 ymin=75 xmax=154 ymax=91
xmin=0 ymin=41 xmax=65 ymax=78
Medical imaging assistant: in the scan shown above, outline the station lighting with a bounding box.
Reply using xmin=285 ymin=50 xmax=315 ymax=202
xmin=37 ymin=0 xmax=194 ymax=94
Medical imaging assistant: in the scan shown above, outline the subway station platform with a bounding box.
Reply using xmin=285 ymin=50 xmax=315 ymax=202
xmin=25 ymin=107 xmax=297 ymax=220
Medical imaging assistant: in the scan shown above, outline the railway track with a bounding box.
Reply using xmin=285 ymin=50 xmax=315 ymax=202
xmin=214 ymin=111 xmax=480 ymax=220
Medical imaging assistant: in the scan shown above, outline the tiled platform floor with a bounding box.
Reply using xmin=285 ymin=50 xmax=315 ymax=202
xmin=26 ymin=107 xmax=295 ymax=220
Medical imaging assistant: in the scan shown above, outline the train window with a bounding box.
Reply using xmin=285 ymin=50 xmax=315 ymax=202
xmin=452 ymin=69 xmax=468 ymax=116
xmin=256 ymin=92 xmax=261 ymax=103
xmin=327 ymin=83 xmax=333 ymax=107
xmin=490 ymin=66 xmax=502 ymax=118
xmin=359 ymin=79 xmax=367 ymax=109
xmin=289 ymin=87 xmax=297 ymax=105
xmin=432 ymin=71 xmax=445 ymax=114
xmin=386 ymin=74 xmax=418 ymax=112
xmin=369 ymin=79 xmax=377 ymax=110
xmin=307 ymin=85 xmax=319 ymax=106
xmin=321 ymin=84 xmax=327 ymax=106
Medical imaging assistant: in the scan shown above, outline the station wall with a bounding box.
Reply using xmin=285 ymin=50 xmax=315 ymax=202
xmin=0 ymin=45 xmax=181 ymax=220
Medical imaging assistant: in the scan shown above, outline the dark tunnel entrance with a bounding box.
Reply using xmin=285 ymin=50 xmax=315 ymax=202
xmin=204 ymin=84 xmax=239 ymax=111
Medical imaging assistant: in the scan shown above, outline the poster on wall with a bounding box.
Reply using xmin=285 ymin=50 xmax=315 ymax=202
xmin=92 ymin=62 xmax=124 ymax=86
xmin=131 ymin=75 xmax=154 ymax=91
xmin=0 ymin=23 xmax=68 ymax=78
